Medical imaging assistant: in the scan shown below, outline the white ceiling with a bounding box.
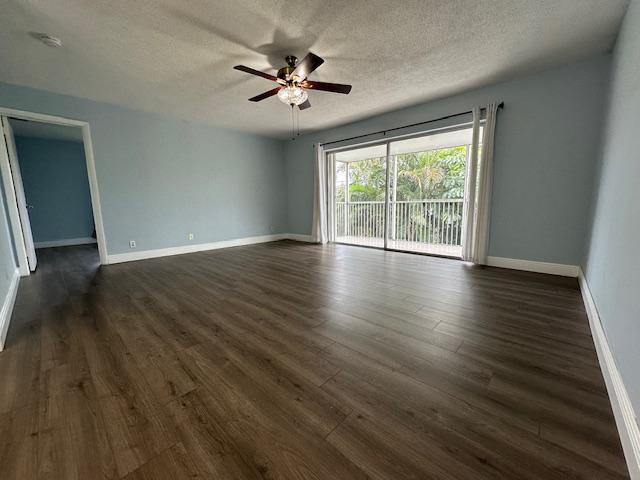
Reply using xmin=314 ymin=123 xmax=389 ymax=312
xmin=0 ymin=0 xmax=629 ymax=139
xmin=9 ymin=118 xmax=83 ymax=142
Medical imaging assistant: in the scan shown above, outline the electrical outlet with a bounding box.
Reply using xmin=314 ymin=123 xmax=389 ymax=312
xmin=129 ymin=240 xmax=136 ymax=249
xmin=188 ymin=233 xmax=194 ymax=241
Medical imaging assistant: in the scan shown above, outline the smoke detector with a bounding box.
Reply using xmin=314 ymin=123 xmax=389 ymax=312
xmin=31 ymin=33 xmax=63 ymax=48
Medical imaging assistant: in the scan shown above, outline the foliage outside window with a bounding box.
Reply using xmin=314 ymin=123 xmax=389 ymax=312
xmin=335 ymin=146 xmax=468 ymax=245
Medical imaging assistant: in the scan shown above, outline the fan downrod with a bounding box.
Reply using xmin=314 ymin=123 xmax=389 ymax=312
xmin=278 ymin=56 xmax=299 ymax=82
xmin=285 ymin=55 xmax=298 ymax=67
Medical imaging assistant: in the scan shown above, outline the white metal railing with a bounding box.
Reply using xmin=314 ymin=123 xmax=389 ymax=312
xmin=335 ymin=199 xmax=464 ymax=246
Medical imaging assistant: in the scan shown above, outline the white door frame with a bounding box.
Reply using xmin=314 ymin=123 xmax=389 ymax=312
xmin=0 ymin=107 xmax=108 ymax=271
xmin=2 ymin=117 xmax=38 ymax=271
xmin=0 ymin=122 xmax=30 ymax=275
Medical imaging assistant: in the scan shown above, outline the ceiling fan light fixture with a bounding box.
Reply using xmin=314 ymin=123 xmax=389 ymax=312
xmin=234 ymin=53 xmax=351 ymax=110
xmin=277 ymin=86 xmax=308 ymax=106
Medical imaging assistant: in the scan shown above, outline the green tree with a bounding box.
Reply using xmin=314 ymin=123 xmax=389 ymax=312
xmin=348 ymin=158 xmax=386 ymax=201
xmin=341 ymin=146 xmax=467 ymax=201
xmin=394 ymin=146 xmax=467 ymax=200
xmin=337 ymin=146 xmax=468 ymax=244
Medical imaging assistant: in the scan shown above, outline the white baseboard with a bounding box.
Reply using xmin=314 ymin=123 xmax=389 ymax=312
xmin=105 ymin=239 xmax=579 ymax=274
xmin=106 ymin=233 xmax=320 ymax=264
xmin=35 ymin=237 xmax=97 ymax=249
xmin=578 ymin=268 xmax=640 ymax=479
xmin=106 ymin=233 xmax=292 ymax=264
xmin=286 ymin=233 xmax=315 ymax=243
xmin=486 ymin=256 xmax=578 ymax=277
xmin=0 ymin=269 xmax=20 ymax=351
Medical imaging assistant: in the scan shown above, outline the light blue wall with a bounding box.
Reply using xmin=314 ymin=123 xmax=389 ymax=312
xmin=584 ymin=0 xmax=640 ymax=415
xmin=15 ymin=137 xmax=94 ymax=243
xmin=285 ymin=56 xmax=611 ymax=265
xmin=0 ymin=82 xmax=287 ymax=255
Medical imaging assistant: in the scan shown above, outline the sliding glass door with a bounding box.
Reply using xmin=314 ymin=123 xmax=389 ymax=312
xmin=333 ymin=145 xmax=387 ymax=248
xmin=386 ymin=128 xmax=475 ymax=257
xmin=330 ymin=125 xmax=477 ymax=258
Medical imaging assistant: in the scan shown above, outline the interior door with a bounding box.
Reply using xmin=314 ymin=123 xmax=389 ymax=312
xmin=1 ymin=117 xmax=37 ymax=271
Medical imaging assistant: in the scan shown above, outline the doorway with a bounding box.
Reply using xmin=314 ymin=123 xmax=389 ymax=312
xmin=329 ymin=124 xmax=480 ymax=258
xmin=0 ymin=109 xmax=107 ymax=275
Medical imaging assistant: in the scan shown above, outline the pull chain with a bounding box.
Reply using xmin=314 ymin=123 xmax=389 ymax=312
xmin=290 ymin=104 xmax=302 ymax=140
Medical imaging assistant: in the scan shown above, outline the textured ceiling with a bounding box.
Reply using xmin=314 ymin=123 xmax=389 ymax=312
xmin=0 ymin=0 xmax=629 ymax=138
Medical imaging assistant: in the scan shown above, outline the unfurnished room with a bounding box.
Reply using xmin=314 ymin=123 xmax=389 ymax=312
xmin=0 ymin=1 xmax=639 ymax=479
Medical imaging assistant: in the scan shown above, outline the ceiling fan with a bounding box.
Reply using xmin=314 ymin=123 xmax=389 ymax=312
xmin=234 ymin=52 xmax=352 ymax=111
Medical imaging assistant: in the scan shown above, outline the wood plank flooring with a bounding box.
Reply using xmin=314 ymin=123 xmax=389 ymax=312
xmin=0 ymin=241 xmax=629 ymax=479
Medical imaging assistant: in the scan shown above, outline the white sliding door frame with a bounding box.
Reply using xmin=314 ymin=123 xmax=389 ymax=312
xmin=326 ymin=121 xmax=476 ymax=257
xmin=328 ymin=140 xmax=390 ymax=248
xmin=326 ymin=153 xmax=337 ymax=242
xmin=383 ymin=141 xmax=391 ymax=250
xmin=0 ymin=107 xmax=108 ymax=271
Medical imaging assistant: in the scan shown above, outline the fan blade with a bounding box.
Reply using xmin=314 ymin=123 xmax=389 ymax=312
xmin=301 ymin=80 xmax=351 ymax=94
xmin=249 ymin=87 xmax=281 ymax=102
xmin=298 ymin=99 xmax=311 ymax=110
xmin=234 ymin=65 xmax=279 ymax=83
xmin=291 ymin=52 xmax=324 ymax=80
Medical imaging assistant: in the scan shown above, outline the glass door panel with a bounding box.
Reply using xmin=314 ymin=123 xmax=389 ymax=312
xmin=333 ymin=144 xmax=387 ymax=248
xmin=329 ymin=125 xmax=478 ymax=258
xmin=386 ymin=127 xmax=478 ymax=257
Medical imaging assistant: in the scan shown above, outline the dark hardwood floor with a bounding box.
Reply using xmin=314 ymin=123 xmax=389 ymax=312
xmin=0 ymin=241 xmax=629 ymax=479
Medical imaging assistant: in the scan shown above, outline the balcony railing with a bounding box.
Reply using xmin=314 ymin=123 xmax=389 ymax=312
xmin=335 ymin=199 xmax=464 ymax=247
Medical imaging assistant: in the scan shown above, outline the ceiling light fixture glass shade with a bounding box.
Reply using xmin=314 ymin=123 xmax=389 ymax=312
xmin=277 ymin=86 xmax=308 ymax=105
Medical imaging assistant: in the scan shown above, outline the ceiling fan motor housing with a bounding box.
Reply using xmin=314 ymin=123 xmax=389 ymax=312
xmin=277 ymin=66 xmax=294 ymax=81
